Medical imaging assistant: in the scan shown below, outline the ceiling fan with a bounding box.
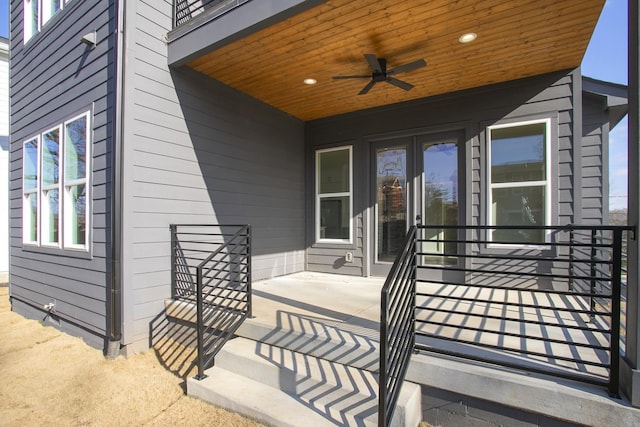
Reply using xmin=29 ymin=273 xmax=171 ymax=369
xmin=332 ymin=53 xmax=427 ymax=95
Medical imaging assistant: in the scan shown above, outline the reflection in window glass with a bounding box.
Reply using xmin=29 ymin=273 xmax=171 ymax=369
xmin=25 ymin=193 xmax=38 ymax=242
xmin=423 ymin=142 xmax=458 ymax=264
xmin=319 ymin=149 xmax=349 ymax=194
xmin=68 ymin=184 xmax=86 ymax=245
xmin=491 ymin=123 xmax=546 ymax=183
xmin=43 ymin=189 xmax=59 ymax=245
xmin=24 ymin=139 xmax=38 ymax=190
xmin=491 ymin=187 xmax=545 ymax=243
xmin=65 ymin=116 xmax=87 ymax=180
xmin=42 ymin=0 xmax=62 ymax=25
xmin=24 ymin=0 xmax=39 ymax=42
xmin=376 ymin=147 xmax=407 ymax=262
xmin=42 ymin=128 xmax=60 ymax=186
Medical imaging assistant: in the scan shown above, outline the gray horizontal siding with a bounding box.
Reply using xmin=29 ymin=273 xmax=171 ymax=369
xmin=581 ymin=94 xmax=610 ymax=224
xmin=9 ymin=0 xmax=115 ymax=343
xmin=306 ymin=70 xmax=579 ymax=277
xmin=121 ymin=1 xmax=305 ymax=351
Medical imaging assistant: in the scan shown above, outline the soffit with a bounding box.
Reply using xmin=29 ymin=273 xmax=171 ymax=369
xmin=186 ymin=0 xmax=605 ymax=121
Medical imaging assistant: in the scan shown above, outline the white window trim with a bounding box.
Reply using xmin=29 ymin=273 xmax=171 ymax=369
xmin=63 ymin=111 xmax=91 ymax=250
xmin=315 ymin=146 xmax=353 ymax=244
xmin=22 ymin=137 xmax=40 ymax=245
xmin=21 ymin=111 xmax=91 ymax=252
xmin=486 ymin=118 xmax=552 ymax=248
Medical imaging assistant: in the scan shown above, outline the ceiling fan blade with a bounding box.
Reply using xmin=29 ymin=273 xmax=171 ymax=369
xmin=364 ymin=53 xmax=383 ymax=74
xmin=332 ymin=75 xmax=372 ymax=79
xmin=386 ymin=77 xmax=414 ymax=91
xmin=387 ymin=59 xmax=427 ymax=75
xmin=358 ymin=80 xmax=377 ymax=95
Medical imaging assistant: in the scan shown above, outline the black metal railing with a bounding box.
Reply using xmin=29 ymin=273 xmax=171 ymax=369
xmin=170 ymin=224 xmax=252 ymax=379
xmin=413 ymin=224 xmax=633 ymax=398
xmin=173 ymin=0 xmax=251 ymax=28
xmin=379 ymin=226 xmax=417 ymax=427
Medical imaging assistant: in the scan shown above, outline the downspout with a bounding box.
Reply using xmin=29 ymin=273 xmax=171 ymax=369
xmin=105 ymin=0 xmax=126 ymax=358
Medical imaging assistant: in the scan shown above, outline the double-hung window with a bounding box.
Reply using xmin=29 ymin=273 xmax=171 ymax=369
xmin=487 ymin=119 xmax=551 ymax=244
xmin=24 ymin=0 xmax=70 ymax=42
xmin=22 ymin=111 xmax=90 ymax=250
xmin=316 ymin=146 xmax=353 ymax=243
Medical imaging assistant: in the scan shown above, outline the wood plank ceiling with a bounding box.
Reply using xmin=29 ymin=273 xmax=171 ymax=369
xmin=187 ymin=0 xmax=605 ymax=121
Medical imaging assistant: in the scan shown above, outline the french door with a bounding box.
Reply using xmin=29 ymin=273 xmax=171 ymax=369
xmin=370 ymin=131 xmax=463 ymax=277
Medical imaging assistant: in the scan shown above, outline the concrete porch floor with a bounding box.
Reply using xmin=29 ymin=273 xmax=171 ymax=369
xmin=229 ymin=271 xmax=640 ymax=426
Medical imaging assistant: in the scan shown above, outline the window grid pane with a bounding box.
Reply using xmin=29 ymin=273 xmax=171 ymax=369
xmin=24 ymin=193 xmax=38 ymax=243
xmin=23 ymin=139 xmax=38 ymax=191
xmin=490 ymin=123 xmax=546 ymax=184
xmin=24 ymin=0 xmax=39 ymax=41
xmin=42 ymin=128 xmax=60 ymax=187
xmin=66 ymin=183 xmax=87 ymax=246
xmin=42 ymin=189 xmax=60 ymax=245
xmin=65 ymin=115 xmax=87 ymax=181
xmin=42 ymin=0 xmax=62 ymax=25
xmin=318 ymin=149 xmax=350 ymax=194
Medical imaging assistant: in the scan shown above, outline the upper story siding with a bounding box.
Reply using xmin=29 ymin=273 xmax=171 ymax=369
xmin=9 ymin=0 xmax=115 ymax=346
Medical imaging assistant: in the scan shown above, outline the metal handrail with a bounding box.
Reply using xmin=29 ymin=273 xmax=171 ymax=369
xmin=170 ymin=224 xmax=252 ymax=380
xmin=173 ymin=0 xmax=251 ymax=28
xmin=379 ymin=226 xmax=416 ymax=427
xmin=414 ymin=224 xmax=633 ymax=398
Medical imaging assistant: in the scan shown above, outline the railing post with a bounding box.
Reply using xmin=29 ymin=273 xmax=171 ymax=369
xmin=195 ymin=264 xmax=207 ymax=380
xmin=609 ymin=228 xmax=623 ymax=398
xmin=170 ymin=224 xmax=177 ymax=298
xmin=590 ymin=229 xmax=598 ymax=320
xmin=379 ymin=286 xmax=389 ymax=427
xmin=172 ymin=0 xmax=176 ymax=28
xmin=247 ymin=225 xmax=253 ymax=318
xmin=569 ymin=229 xmax=574 ymax=291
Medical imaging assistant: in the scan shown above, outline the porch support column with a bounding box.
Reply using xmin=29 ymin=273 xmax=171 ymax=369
xmin=624 ymin=0 xmax=640 ymax=407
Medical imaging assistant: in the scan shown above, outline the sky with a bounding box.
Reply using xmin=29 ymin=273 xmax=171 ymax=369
xmin=0 ymin=0 xmax=630 ymax=209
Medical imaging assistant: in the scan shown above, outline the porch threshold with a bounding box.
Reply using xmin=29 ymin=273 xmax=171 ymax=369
xmin=407 ymin=351 xmax=640 ymax=426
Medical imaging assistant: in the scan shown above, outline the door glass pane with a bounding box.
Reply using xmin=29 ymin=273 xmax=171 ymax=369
xmin=376 ymin=147 xmax=407 ymax=262
xmin=423 ymin=142 xmax=458 ymax=265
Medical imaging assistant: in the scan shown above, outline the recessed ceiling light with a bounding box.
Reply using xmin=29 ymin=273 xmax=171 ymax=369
xmin=459 ymin=32 xmax=477 ymax=44
xmin=304 ymin=78 xmax=317 ymax=85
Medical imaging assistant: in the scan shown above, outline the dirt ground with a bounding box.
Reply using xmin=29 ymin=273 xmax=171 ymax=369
xmin=0 ymin=287 xmax=432 ymax=427
xmin=0 ymin=287 xmax=264 ymax=427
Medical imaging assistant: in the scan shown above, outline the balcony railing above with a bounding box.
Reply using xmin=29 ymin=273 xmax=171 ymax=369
xmin=173 ymin=0 xmax=251 ymax=28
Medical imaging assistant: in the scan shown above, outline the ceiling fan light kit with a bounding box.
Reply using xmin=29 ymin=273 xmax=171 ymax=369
xmin=332 ymin=53 xmax=427 ymax=95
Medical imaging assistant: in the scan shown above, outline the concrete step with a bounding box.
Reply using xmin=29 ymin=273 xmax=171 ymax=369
xmin=187 ymin=337 xmax=422 ymax=427
xmin=236 ymin=316 xmax=380 ymax=372
xmin=166 ymin=298 xmax=380 ymax=371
